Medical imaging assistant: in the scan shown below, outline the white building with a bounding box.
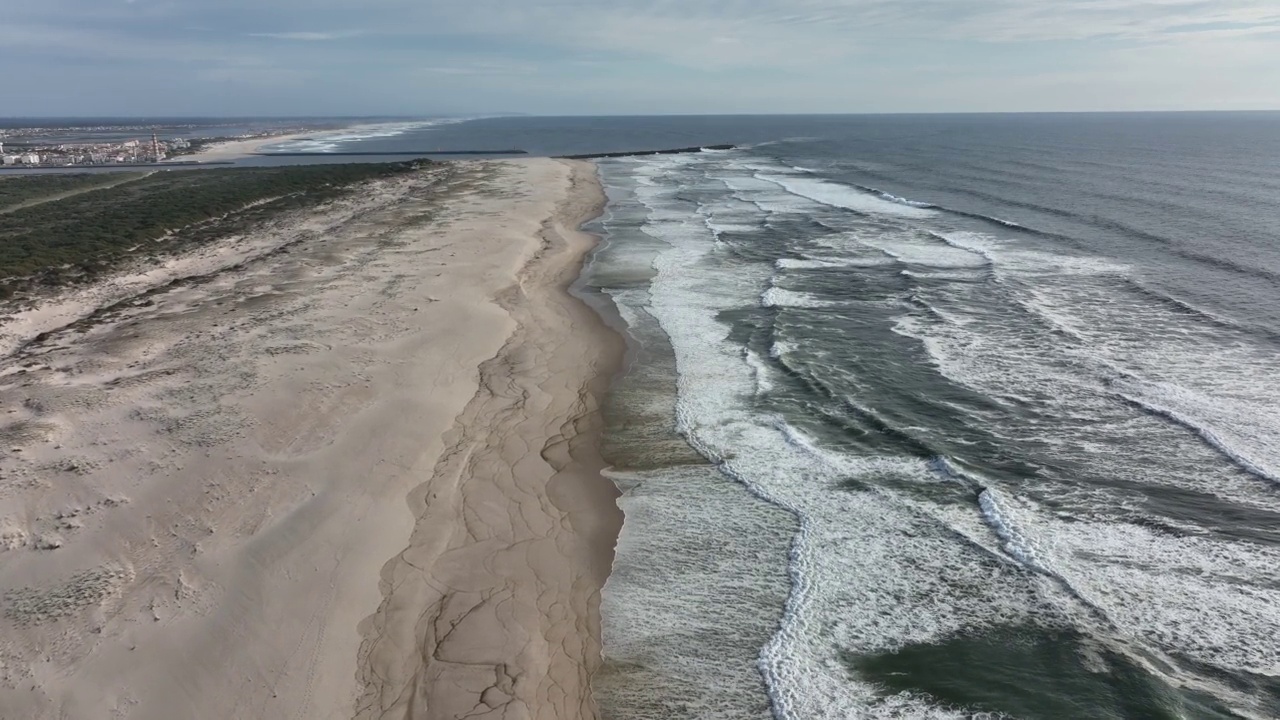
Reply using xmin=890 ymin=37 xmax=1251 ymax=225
xmin=1 ymin=155 xmax=18 ymax=165
xmin=20 ymin=153 xmax=41 ymax=165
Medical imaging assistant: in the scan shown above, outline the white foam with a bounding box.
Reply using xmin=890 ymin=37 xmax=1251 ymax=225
xmin=1116 ymin=380 xmax=1280 ymax=487
xmin=776 ymin=258 xmax=848 ymax=270
xmin=927 ymin=231 xmax=1132 ymax=279
xmin=978 ymin=488 xmax=1052 ymax=574
xmin=803 ymin=244 xmax=896 ymax=267
xmin=745 ymin=350 xmax=776 ymax=394
xmin=754 ymin=173 xmax=938 ymax=219
xmin=916 ymin=455 xmax=1280 ymax=712
xmin=901 ymin=268 xmax=990 ymax=282
xmin=702 ymin=213 xmax=759 ymax=240
xmin=762 ymin=287 xmax=838 ymax=309
xmin=877 ymin=190 xmax=936 ymax=209
xmin=930 ymin=231 xmax=1000 ymax=264
xmin=896 ymin=293 xmax=1280 ymax=510
xmin=975 ymin=494 xmax=1280 ymax=698
xmin=859 ymin=232 xmax=990 ymax=269
xmin=711 ymin=173 xmax=782 ymax=194
xmin=1022 ymin=280 xmax=1280 ymax=494
xmin=1007 ymin=290 xmax=1088 ymax=342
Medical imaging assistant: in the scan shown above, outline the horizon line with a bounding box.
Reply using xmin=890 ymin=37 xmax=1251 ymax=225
xmin=3 ymin=109 xmax=1280 ymax=122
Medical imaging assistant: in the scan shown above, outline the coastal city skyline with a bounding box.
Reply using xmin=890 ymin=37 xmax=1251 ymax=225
xmin=3 ymin=0 xmax=1279 ymax=116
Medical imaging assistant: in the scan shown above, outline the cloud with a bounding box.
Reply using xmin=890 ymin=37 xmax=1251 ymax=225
xmin=247 ymin=31 xmax=351 ymax=41
xmin=2 ymin=0 xmax=1278 ymax=114
xmin=418 ymin=62 xmax=536 ymax=76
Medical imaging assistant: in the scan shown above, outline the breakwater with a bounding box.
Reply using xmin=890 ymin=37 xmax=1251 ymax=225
xmin=559 ymin=145 xmax=736 ymax=160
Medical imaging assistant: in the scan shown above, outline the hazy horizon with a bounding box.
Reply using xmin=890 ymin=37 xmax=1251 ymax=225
xmin=4 ymin=0 xmax=1280 ymax=117
xmin=3 ymin=109 xmax=1280 ymax=123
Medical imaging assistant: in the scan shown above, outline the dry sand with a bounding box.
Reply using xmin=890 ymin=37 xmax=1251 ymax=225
xmin=0 ymin=158 xmax=622 ymax=719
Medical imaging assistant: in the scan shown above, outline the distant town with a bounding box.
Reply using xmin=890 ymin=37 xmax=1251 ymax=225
xmin=0 ymin=119 xmax=426 ymax=169
xmin=0 ymin=133 xmax=206 ymax=168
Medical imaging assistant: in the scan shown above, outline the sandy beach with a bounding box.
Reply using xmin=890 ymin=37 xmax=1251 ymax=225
xmin=0 ymin=158 xmax=621 ymax=719
xmin=171 ymin=130 xmax=320 ymax=163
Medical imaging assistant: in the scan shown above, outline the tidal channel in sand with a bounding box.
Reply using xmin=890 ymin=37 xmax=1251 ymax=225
xmin=0 ymin=159 xmax=622 ymax=720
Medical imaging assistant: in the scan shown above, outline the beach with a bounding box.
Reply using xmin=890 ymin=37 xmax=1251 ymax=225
xmin=171 ymin=130 xmax=320 ymax=163
xmin=0 ymin=158 xmax=621 ymax=719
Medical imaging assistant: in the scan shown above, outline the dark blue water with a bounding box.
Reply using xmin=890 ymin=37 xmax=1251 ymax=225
xmin=224 ymin=114 xmax=1280 ymax=717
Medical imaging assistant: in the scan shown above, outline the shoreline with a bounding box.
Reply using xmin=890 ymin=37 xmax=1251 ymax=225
xmin=170 ymin=129 xmax=326 ymax=163
xmin=0 ymin=158 xmax=623 ymax=718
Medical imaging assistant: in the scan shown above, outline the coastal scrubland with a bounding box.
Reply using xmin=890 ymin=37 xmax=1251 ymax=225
xmin=0 ymin=163 xmax=425 ymax=294
xmin=0 ymin=172 xmax=147 ymax=214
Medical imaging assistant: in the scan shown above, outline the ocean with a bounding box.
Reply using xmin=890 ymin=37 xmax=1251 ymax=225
xmin=47 ymin=112 xmax=1280 ymax=717
xmin=317 ymin=113 xmax=1280 ymax=719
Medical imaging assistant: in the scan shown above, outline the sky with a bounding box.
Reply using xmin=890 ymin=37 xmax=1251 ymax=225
xmin=2 ymin=0 xmax=1279 ymax=116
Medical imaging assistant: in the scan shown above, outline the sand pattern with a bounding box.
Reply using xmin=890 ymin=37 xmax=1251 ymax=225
xmin=355 ymin=161 xmax=621 ymax=720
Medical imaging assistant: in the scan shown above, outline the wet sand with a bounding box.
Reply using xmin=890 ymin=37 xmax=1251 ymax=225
xmin=0 ymin=159 xmax=621 ymax=719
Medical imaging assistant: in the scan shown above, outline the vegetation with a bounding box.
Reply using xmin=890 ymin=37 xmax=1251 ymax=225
xmin=0 ymin=162 xmax=425 ymax=295
xmin=0 ymin=173 xmax=146 ymax=211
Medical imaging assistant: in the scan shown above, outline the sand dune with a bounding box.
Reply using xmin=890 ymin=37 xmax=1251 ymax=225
xmin=0 ymin=159 xmax=620 ymax=719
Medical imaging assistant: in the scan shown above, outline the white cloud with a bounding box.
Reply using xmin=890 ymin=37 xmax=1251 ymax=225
xmin=418 ymin=62 xmax=537 ymax=76
xmin=402 ymin=0 xmax=1280 ymax=40
xmin=247 ymin=31 xmax=351 ymax=41
xmin=2 ymin=0 xmax=1278 ymax=113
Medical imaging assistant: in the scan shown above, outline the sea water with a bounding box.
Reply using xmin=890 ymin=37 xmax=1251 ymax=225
xmin=576 ymin=114 xmax=1280 ymax=720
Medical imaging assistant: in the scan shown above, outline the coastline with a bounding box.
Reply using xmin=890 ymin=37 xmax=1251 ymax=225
xmin=169 ymin=130 xmax=322 ymax=163
xmin=0 ymin=158 xmax=623 ymax=718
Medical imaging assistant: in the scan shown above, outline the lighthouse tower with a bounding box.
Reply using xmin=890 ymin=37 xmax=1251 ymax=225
xmin=151 ymin=133 xmax=164 ymax=161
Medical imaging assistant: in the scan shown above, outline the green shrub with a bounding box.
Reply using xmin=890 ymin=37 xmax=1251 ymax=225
xmin=0 ymin=162 xmax=423 ymax=288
